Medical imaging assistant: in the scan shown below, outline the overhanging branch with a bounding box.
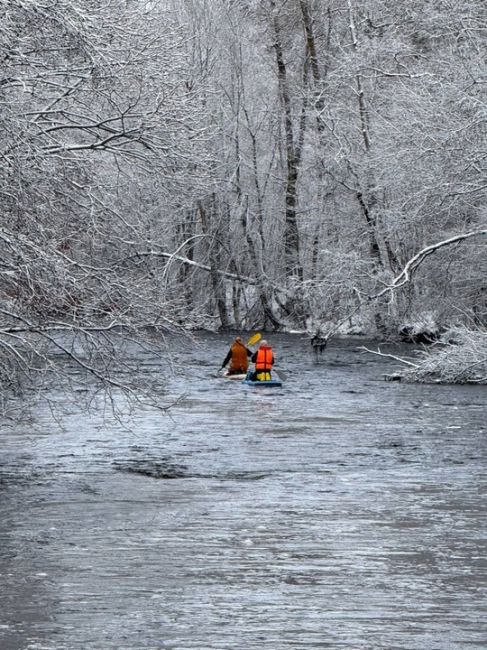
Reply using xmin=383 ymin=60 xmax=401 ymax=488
xmin=372 ymin=229 xmax=487 ymax=300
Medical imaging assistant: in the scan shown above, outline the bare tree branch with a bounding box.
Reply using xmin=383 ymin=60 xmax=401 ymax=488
xmin=372 ymin=230 xmax=487 ymax=300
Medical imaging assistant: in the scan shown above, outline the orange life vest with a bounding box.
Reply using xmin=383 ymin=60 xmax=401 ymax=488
xmin=255 ymin=345 xmax=274 ymax=371
xmin=230 ymin=341 xmax=249 ymax=372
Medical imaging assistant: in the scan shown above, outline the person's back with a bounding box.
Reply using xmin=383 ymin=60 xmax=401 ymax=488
xmin=221 ymin=337 xmax=251 ymax=374
xmin=251 ymin=340 xmax=274 ymax=380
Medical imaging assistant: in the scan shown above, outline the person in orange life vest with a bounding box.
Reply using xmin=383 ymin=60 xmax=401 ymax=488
xmin=221 ymin=337 xmax=252 ymax=375
xmin=250 ymin=339 xmax=274 ymax=381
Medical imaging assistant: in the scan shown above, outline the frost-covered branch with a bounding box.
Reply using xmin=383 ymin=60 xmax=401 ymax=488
xmin=359 ymin=346 xmax=419 ymax=367
xmin=372 ymin=230 xmax=487 ymax=299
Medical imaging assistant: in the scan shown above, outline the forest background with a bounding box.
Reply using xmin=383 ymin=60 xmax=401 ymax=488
xmin=1 ymin=0 xmax=486 ymax=410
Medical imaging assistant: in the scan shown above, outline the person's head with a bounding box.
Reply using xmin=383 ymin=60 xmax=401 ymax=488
xmin=260 ymin=339 xmax=268 ymax=347
xmin=235 ymin=336 xmax=242 ymax=343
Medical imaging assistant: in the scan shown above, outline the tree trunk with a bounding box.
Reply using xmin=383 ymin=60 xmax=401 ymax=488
xmin=197 ymin=198 xmax=230 ymax=328
xmin=270 ymin=0 xmax=303 ymax=281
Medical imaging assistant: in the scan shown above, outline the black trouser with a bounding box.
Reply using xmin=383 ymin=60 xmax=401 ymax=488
xmin=228 ymin=367 xmax=246 ymax=375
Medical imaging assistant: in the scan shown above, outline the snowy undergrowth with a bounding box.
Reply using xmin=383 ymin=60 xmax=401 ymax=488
xmin=403 ymin=327 xmax=487 ymax=384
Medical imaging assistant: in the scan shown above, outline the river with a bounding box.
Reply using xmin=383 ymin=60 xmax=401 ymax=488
xmin=0 ymin=333 xmax=486 ymax=649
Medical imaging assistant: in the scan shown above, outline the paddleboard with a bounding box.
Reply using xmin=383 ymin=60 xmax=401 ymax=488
xmin=222 ymin=371 xmax=247 ymax=380
xmin=242 ymin=378 xmax=282 ymax=387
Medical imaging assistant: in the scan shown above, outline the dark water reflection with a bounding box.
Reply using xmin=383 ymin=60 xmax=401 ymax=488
xmin=1 ymin=333 xmax=486 ymax=649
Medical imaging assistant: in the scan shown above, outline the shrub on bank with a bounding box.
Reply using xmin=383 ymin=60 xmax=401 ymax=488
xmin=402 ymin=327 xmax=487 ymax=384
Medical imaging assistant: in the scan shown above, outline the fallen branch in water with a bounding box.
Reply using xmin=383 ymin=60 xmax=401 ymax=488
xmin=362 ymin=328 xmax=487 ymax=384
xmin=359 ymin=346 xmax=419 ymax=367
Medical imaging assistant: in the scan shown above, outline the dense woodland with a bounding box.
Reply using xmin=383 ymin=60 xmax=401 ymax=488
xmin=1 ymin=0 xmax=486 ymax=405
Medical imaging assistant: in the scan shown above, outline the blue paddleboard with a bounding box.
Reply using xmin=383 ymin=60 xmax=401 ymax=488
xmin=242 ymin=377 xmax=282 ymax=387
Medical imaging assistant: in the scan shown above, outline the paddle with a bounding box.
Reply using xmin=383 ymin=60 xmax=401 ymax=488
xmin=273 ymin=367 xmax=287 ymax=381
xmin=247 ymin=332 xmax=262 ymax=346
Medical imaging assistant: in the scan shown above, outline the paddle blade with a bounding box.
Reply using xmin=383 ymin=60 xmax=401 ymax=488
xmin=274 ymin=368 xmax=287 ymax=381
xmin=247 ymin=332 xmax=262 ymax=346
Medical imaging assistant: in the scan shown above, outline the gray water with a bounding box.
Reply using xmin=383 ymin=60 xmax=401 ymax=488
xmin=1 ymin=333 xmax=486 ymax=650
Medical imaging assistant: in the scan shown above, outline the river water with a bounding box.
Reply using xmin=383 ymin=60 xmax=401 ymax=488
xmin=0 ymin=333 xmax=486 ymax=650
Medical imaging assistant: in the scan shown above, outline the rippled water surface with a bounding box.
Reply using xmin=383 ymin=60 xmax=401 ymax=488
xmin=1 ymin=334 xmax=486 ymax=649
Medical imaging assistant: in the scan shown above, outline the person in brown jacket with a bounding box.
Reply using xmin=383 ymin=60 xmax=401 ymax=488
xmin=221 ymin=337 xmax=252 ymax=375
